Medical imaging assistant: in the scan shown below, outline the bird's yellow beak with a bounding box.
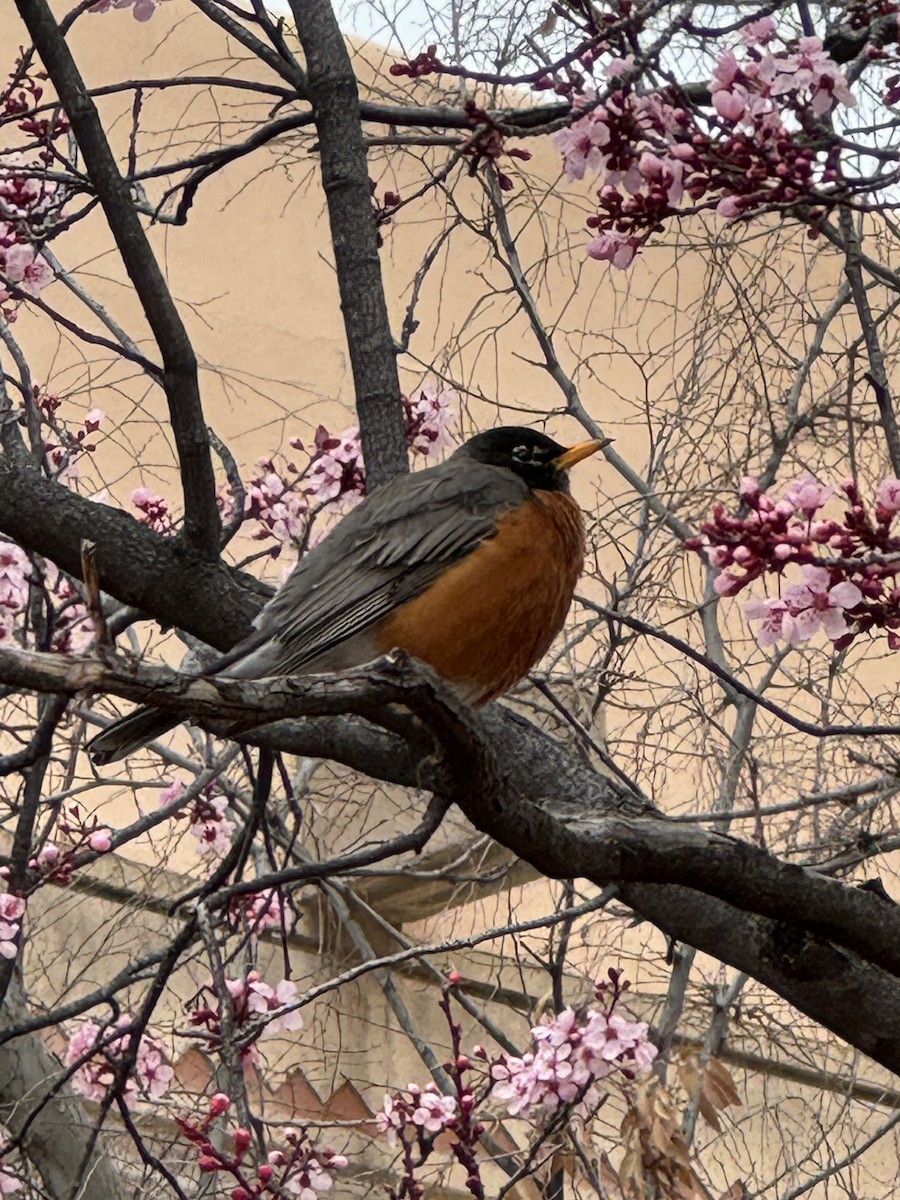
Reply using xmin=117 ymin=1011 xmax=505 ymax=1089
xmin=552 ymin=436 xmax=613 ymax=471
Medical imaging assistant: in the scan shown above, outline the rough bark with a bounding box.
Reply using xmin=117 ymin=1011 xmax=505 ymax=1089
xmin=0 ymin=455 xmax=265 ymax=651
xmin=290 ymin=0 xmax=409 ymax=485
xmin=6 ymin=644 xmax=900 ymax=1075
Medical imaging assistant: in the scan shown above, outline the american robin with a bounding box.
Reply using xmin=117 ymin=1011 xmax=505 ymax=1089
xmin=89 ymin=426 xmax=608 ymax=764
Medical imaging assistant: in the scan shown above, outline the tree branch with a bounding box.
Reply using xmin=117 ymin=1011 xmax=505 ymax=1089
xmin=0 ymin=455 xmax=266 ymax=651
xmin=6 ymin=644 xmax=900 ymax=1072
xmin=15 ymin=0 xmax=221 ymax=552
xmin=289 ymin=0 xmax=408 ymax=485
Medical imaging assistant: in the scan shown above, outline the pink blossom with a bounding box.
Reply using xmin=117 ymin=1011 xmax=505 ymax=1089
xmin=716 ymin=195 xmax=746 ymax=219
xmin=131 ymin=487 xmax=172 ymax=533
xmin=136 ymin=1042 xmax=174 ymax=1098
xmin=2 ymin=243 xmax=53 ymax=296
xmin=740 ymin=16 xmax=777 ymax=44
xmin=700 ymin=538 xmax=730 ymax=568
xmin=714 ymin=88 xmax=748 ymax=121
xmin=159 ymin=779 xmax=186 ymax=808
xmin=491 ymin=1003 xmax=656 ymax=1118
xmin=745 ymin=566 xmax=864 ymax=647
xmin=781 ymin=566 xmax=863 ymax=641
xmin=34 ymin=843 xmax=59 ymax=869
xmin=307 ymin=426 xmax=365 ymax=506
xmin=605 ymin=55 xmax=635 ymax=79
xmin=714 ymin=570 xmax=745 ymax=597
xmin=877 ymin=477 xmax=900 ymax=513
xmin=409 ymin=1086 xmax=458 ymax=1133
xmin=65 ymin=1015 xmax=172 ymax=1107
xmin=739 ymin=476 xmax=761 ymax=499
xmin=712 ymin=49 xmax=741 ymax=89
xmin=553 ymin=112 xmax=611 ymax=181
xmin=767 ymin=38 xmax=856 ymax=113
xmin=375 ymin=1095 xmax=403 ymax=1146
xmin=0 ymin=896 xmax=25 ymax=924
xmin=234 ymin=888 xmax=295 ymax=937
xmin=283 ymin=1157 xmax=341 ymax=1198
xmin=189 ymin=794 xmax=235 ymax=859
xmin=586 ymin=231 xmax=639 ymax=269
xmin=0 ymin=543 xmax=30 ymax=620
xmin=404 ymin=384 xmax=456 ymax=457
xmin=783 ymin=474 xmax=833 ymax=515
xmin=217 ymin=971 xmax=303 ymax=1039
xmin=638 ymin=152 xmax=684 ymax=204
xmin=88 ymin=829 xmax=112 ymax=853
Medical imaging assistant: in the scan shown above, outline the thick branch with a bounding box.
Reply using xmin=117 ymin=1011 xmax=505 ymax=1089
xmin=8 ymin=645 xmax=900 ymax=1072
xmin=289 ymin=0 xmax=408 ymax=485
xmin=15 ymin=0 xmax=220 ymax=552
xmin=0 ymin=455 xmax=265 ymax=650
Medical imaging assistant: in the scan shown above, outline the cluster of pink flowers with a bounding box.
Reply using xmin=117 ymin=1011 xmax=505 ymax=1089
xmin=43 ymin=405 xmax=104 ymax=484
xmin=489 ymin=1005 xmax=656 ymax=1117
xmin=178 ymin=1094 xmax=348 ymax=1200
xmin=187 ymin=970 xmax=302 ymax=1065
xmin=0 ymin=51 xmax=69 ymax=316
xmin=404 ymin=383 xmax=456 ymax=457
xmin=305 ymin=425 xmax=366 ymax=507
xmin=227 ymin=887 xmax=295 ymax=941
xmin=550 ymin=23 xmax=856 ymax=267
xmin=376 ymin=970 xmax=655 ymax=1197
xmin=554 ymin=72 xmax=693 ymax=269
xmin=158 ymin=779 xmax=236 ymax=860
xmin=0 ymin=895 xmax=25 ymax=961
xmin=148 ymin=386 xmax=455 ymax=551
xmin=376 ymin=1084 xmax=460 ymax=1146
xmin=65 ymin=1015 xmax=173 ymax=1107
xmin=266 ymin=1130 xmax=348 ymax=1198
xmin=27 ymin=805 xmax=114 ymax=886
xmin=0 ymin=529 xmax=94 ymax=652
xmin=131 ymin=487 xmax=175 ymax=534
xmin=188 ymin=792 xmax=235 ymax=859
xmin=689 ymin=473 xmax=900 ymax=650
xmin=0 ymin=541 xmax=91 ymax=650
xmin=240 ymin=456 xmax=309 ymax=547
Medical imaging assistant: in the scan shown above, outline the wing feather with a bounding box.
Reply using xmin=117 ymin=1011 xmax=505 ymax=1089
xmin=214 ymin=457 xmax=527 ymax=678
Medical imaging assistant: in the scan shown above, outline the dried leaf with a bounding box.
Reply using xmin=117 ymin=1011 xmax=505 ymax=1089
xmin=705 ymin=1059 xmax=743 ymax=1109
xmin=717 ymin=1182 xmax=748 ymax=1200
xmin=698 ymin=1088 xmax=722 ymax=1132
xmin=599 ymin=1151 xmax=621 ymax=1194
xmin=534 ymin=8 xmax=557 ymax=35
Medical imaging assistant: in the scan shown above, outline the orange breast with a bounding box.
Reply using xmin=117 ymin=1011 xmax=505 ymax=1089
xmin=375 ymin=491 xmax=586 ymax=702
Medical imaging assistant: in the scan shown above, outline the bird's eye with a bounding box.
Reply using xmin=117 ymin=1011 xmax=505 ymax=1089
xmin=512 ymin=444 xmax=531 ymax=462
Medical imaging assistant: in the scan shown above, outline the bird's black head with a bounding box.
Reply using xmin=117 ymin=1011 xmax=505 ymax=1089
xmin=455 ymin=426 xmax=608 ymax=492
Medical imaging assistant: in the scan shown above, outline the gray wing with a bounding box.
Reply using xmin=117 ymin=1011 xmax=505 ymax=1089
xmin=212 ymin=457 xmax=527 ymax=678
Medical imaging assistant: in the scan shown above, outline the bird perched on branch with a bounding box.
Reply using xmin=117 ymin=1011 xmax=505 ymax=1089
xmin=89 ymin=426 xmax=609 ymax=764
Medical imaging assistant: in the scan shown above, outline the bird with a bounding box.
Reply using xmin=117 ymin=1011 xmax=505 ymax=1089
xmin=88 ymin=426 xmax=609 ymax=764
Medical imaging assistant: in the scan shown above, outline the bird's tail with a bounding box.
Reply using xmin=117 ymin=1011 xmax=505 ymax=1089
xmin=88 ymin=706 xmax=179 ymax=766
